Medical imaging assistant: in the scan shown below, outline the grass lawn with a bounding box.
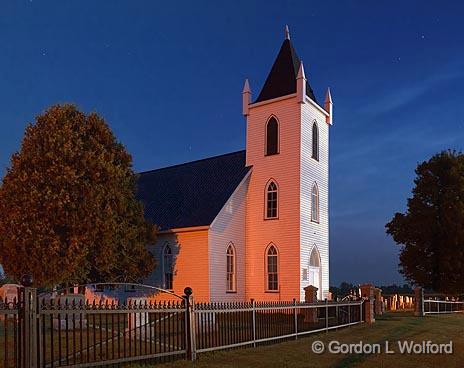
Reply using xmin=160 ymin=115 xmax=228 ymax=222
xmin=141 ymin=311 xmax=464 ymax=368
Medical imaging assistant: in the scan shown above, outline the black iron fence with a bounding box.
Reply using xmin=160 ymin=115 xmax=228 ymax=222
xmin=38 ymin=298 xmax=186 ymax=367
xmin=0 ymin=285 xmax=365 ymax=367
xmin=0 ymin=297 xmax=20 ymax=368
xmin=193 ymin=300 xmax=364 ymax=356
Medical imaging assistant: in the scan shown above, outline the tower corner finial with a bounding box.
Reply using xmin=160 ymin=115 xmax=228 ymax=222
xmin=325 ymin=87 xmax=333 ymax=125
xmin=242 ymin=78 xmax=251 ymax=116
xmin=325 ymin=87 xmax=333 ymax=103
xmin=297 ymin=61 xmax=306 ymax=80
xmin=285 ymin=25 xmax=290 ymax=40
xmin=242 ymin=78 xmax=251 ymax=93
xmin=297 ymin=61 xmax=306 ymax=103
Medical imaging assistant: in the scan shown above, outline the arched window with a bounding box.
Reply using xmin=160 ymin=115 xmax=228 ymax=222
xmin=312 ymin=121 xmax=319 ymax=161
xmin=311 ymin=183 xmax=319 ymax=223
xmin=226 ymin=243 xmax=236 ymax=292
xmin=265 ymin=180 xmax=278 ymax=219
xmin=163 ymin=244 xmax=173 ymax=290
xmin=266 ymin=117 xmax=279 ymax=156
xmin=266 ymin=245 xmax=278 ymax=291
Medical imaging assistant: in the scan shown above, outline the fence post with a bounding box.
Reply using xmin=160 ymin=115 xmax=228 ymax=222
xmin=303 ymin=285 xmax=318 ymax=323
xmin=252 ymin=299 xmax=256 ymax=347
xmin=184 ymin=287 xmax=196 ymax=361
xmin=20 ymin=274 xmax=38 ymax=368
xmin=414 ymin=287 xmax=424 ymax=317
xmin=360 ymin=284 xmax=375 ymax=324
xmin=325 ymin=299 xmax=329 ymax=332
xmin=293 ymin=298 xmax=298 ymax=339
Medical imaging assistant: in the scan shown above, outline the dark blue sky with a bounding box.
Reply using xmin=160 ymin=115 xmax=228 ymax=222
xmin=1 ymin=1 xmax=463 ymax=286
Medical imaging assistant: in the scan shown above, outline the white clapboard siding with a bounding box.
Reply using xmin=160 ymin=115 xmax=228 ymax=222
xmin=208 ymin=173 xmax=251 ymax=301
xmin=300 ymin=101 xmax=330 ymax=301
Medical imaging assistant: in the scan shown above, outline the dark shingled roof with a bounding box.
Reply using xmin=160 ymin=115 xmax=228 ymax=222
xmin=255 ymin=39 xmax=317 ymax=103
xmin=136 ymin=150 xmax=250 ymax=231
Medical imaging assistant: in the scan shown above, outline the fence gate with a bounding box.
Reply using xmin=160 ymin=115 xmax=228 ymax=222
xmin=2 ymin=283 xmax=190 ymax=368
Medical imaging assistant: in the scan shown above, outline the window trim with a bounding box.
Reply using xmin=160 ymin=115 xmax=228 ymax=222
xmin=226 ymin=242 xmax=237 ymax=293
xmin=265 ymin=243 xmax=279 ymax=292
xmin=265 ymin=115 xmax=280 ymax=156
xmin=311 ymin=182 xmax=320 ymax=223
xmin=162 ymin=243 xmax=174 ymax=291
xmin=309 ymin=245 xmax=321 ymax=268
xmin=308 ymin=245 xmax=322 ymax=300
xmin=311 ymin=120 xmax=319 ymax=161
xmin=264 ymin=179 xmax=279 ymax=220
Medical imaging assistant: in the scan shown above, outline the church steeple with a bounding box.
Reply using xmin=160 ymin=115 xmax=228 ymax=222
xmin=254 ymin=28 xmax=317 ymax=104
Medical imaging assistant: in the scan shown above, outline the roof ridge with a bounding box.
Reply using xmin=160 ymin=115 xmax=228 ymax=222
xmin=138 ymin=149 xmax=246 ymax=175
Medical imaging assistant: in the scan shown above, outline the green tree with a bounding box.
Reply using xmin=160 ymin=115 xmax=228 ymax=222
xmin=386 ymin=150 xmax=464 ymax=293
xmin=0 ymin=104 xmax=156 ymax=287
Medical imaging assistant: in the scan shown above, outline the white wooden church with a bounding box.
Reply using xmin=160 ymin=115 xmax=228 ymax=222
xmin=137 ymin=28 xmax=333 ymax=302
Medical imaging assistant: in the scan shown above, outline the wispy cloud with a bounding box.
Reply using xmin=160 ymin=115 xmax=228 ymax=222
xmin=333 ymin=118 xmax=463 ymax=167
xmin=359 ymin=68 xmax=464 ymax=116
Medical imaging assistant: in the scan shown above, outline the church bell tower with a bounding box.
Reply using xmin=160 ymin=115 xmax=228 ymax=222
xmin=243 ymin=27 xmax=332 ymax=301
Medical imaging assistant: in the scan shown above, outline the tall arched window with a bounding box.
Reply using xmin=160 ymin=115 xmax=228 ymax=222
xmin=312 ymin=121 xmax=319 ymax=161
xmin=311 ymin=183 xmax=319 ymax=223
xmin=265 ymin=180 xmax=278 ymax=219
xmin=266 ymin=117 xmax=279 ymax=156
xmin=226 ymin=243 xmax=236 ymax=292
xmin=266 ymin=245 xmax=278 ymax=291
xmin=163 ymin=244 xmax=173 ymax=290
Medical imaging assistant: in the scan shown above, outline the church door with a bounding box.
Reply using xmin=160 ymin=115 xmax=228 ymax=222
xmin=309 ymin=247 xmax=322 ymax=300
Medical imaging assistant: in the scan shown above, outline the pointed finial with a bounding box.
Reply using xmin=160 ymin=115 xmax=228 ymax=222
xmin=242 ymin=78 xmax=251 ymax=93
xmin=297 ymin=61 xmax=306 ymax=103
xmin=325 ymin=87 xmax=332 ymax=103
xmin=297 ymin=61 xmax=306 ymax=80
xmin=285 ymin=25 xmax=290 ymax=40
xmin=242 ymin=78 xmax=251 ymax=116
xmin=324 ymin=87 xmax=333 ymax=125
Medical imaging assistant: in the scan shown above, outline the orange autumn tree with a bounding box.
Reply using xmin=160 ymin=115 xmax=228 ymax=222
xmin=0 ymin=104 xmax=156 ymax=287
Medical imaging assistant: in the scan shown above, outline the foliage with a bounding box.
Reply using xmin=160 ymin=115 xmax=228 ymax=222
xmin=386 ymin=150 xmax=464 ymax=293
xmin=0 ymin=104 xmax=156 ymax=287
xmin=377 ymin=283 xmax=413 ymax=295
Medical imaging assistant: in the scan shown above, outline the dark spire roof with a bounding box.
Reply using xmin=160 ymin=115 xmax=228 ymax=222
xmin=136 ymin=151 xmax=251 ymax=231
xmin=255 ymin=39 xmax=317 ymax=103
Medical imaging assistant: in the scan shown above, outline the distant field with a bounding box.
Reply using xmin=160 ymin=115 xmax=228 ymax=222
xmin=133 ymin=311 xmax=464 ymax=368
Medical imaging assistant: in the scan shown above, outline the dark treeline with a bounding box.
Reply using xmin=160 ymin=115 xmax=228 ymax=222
xmin=330 ymin=282 xmax=413 ymax=299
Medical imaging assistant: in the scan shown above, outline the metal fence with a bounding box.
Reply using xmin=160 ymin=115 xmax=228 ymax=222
xmin=424 ymin=299 xmax=464 ymax=315
xmin=37 ymin=298 xmax=187 ymax=367
xmin=0 ymin=298 xmax=20 ymax=368
xmin=193 ymin=300 xmax=364 ymax=357
xmin=1 ymin=285 xmax=365 ymax=368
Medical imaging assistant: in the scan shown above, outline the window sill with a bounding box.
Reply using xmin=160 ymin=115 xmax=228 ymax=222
xmin=265 ymin=152 xmax=280 ymax=157
xmin=226 ymin=291 xmax=237 ymax=294
xmin=264 ymin=217 xmax=279 ymax=221
xmin=265 ymin=290 xmax=280 ymax=293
